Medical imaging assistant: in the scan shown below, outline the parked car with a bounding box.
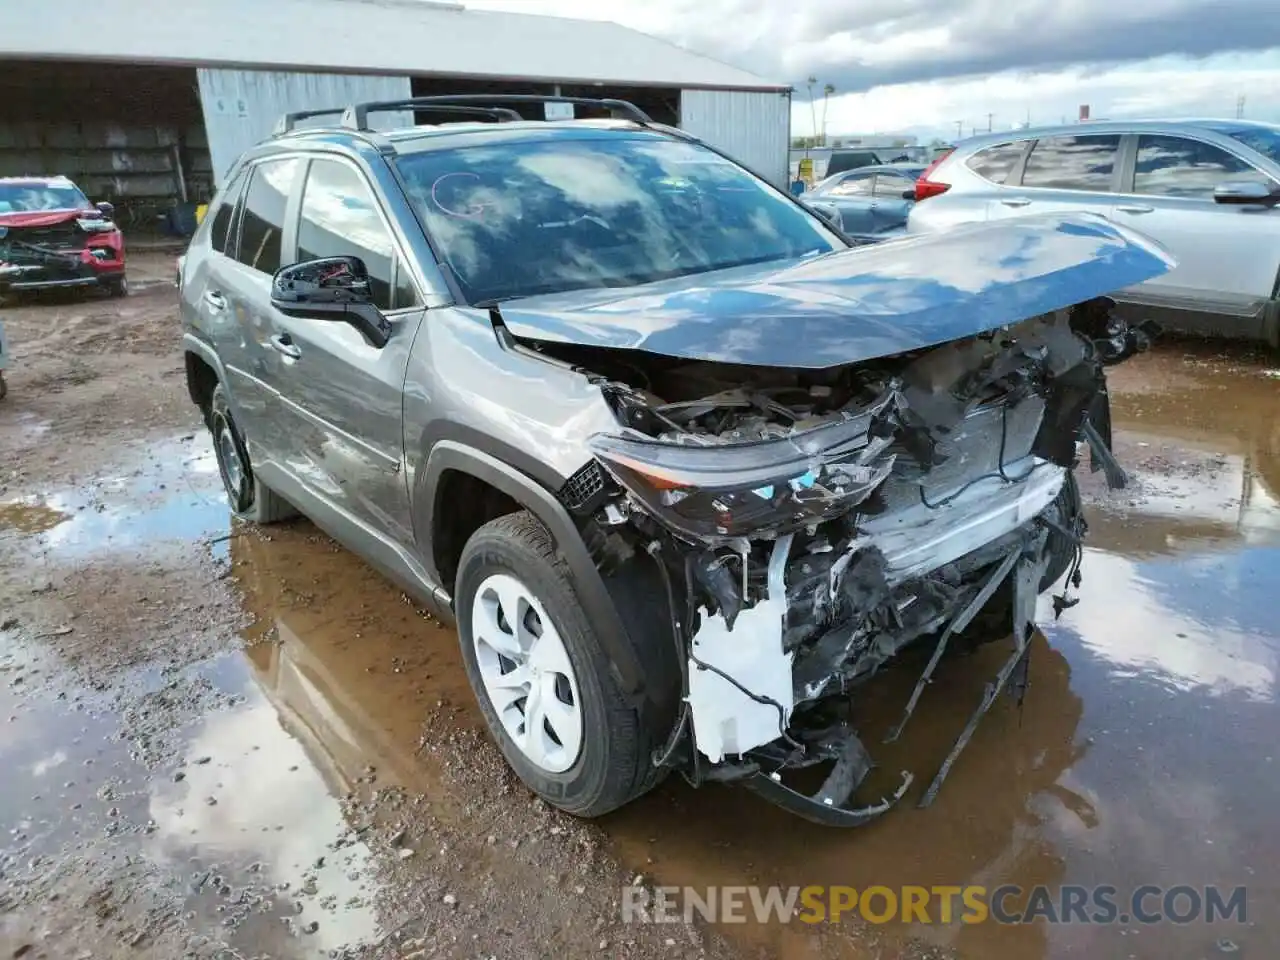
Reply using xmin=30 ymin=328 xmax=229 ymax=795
xmin=180 ymin=95 xmax=1170 ymax=826
xmin=803 ymin=163 xmax=926 ymax=240
xmin=907 ymin=119 xmax=1280 ymax=347
xmin=0 ymin=176 xmax=128 ymax=298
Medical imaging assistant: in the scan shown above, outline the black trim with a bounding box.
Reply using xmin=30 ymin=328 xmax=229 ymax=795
xmin=416 ymin=440 xmax=646 ymax=698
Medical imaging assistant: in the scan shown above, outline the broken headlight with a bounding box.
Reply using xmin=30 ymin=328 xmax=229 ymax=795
xmin=588 ymin=397 xmax=900 ymax=541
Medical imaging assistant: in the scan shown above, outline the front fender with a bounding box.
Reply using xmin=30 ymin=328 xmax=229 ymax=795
xmin=416 ymin=440 xmax=646 ymax=700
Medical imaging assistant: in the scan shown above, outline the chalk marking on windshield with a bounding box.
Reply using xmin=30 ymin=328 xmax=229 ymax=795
xmin=430 ymin=172 xmax=494 ymax=220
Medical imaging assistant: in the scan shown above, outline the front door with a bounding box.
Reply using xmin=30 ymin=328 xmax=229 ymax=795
xmin=269 ymin=156 xmax=424 ymax=544
xmin=1111 ymin=133 xmax=1280 ymax=328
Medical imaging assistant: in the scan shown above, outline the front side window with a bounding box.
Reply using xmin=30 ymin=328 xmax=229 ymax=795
xmin=394 ymin=135 xmax=842 ymax=304
xmin=965 ymin=142 xmax=1026 ymax=184
xmin=1021 ymin=135 xmax=1121 ymax=191
xmin=235 ymin=158 xmax=302 ymax=275
xmin=298 ymin=159 xmax=417 ymax=310
xmin=1134 ymin=135 xmax=1261 ymax=199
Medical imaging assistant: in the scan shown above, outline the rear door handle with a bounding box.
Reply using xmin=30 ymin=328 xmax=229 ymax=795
xmin=1001 ymin=197 xmax=1032 ymax=208
xmin=270 ymin=333 xmax=301 ymax=360
xmin=1117 ymin=204 xmax=1155 ymax=215
xmin=203 ymin=290 xmax=227 ymax=310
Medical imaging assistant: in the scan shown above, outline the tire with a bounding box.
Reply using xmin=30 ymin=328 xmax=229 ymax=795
xmin=107 ymin=276 xmax=129 ymax=298
xmin=0 ymin=372 xmax=7 ymax=402
xmin=455 ymin=510 xmax=674 ymax=818
xmin=208 ymin=384 xmax=296 ymax=524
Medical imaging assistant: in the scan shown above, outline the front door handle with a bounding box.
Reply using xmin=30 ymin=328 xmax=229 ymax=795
xmin=1001 ymin=197 xmax=1032 ymax=208
xmin=270 ymin=333 xmax=301 ymax=360
xmin=203 ymin=290 xmax=227 ymax=311
xmin=1116 ymin=204 xmax=1155 ymax=215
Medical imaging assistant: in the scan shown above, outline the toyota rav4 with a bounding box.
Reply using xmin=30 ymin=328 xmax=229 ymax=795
xmin=179 ymin=96 xmax=1171 ymax=825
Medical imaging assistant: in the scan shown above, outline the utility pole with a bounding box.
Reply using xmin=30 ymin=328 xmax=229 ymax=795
xmin=954 ymin=119 xmax=963 ymax=140
xmin=986 ymin=112 xmax=994 ymax=133
xmin=1237 ymin=94 xmax=1246 ymax=119
xmin=822 ymin=83 xmax=835 ymax=146
xmin=806 ymin=76 xmax=818 ymax=154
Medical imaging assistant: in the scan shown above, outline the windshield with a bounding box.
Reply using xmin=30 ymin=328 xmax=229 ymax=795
xmin=395 ymin=135 xmax=843 ymax=303
xmin=1215 ymin=125 xmax=1280 ymax=166
xmin=0 ymin=182 xmax=90 ymax=214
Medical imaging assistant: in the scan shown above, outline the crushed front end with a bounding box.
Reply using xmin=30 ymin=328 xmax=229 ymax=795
xmin=564 ymin=300 xmax=1155 ymax=825
xmin=0 ymin=215 xmax=125 ymax=293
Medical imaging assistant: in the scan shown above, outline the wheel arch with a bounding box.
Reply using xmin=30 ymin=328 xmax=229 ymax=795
xmin=415 ymin=440 xmax=647 ymax=700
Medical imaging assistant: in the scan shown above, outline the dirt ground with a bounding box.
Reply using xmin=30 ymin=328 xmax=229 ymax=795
xmin=1 ymin=254 xmax=1278 ymax=960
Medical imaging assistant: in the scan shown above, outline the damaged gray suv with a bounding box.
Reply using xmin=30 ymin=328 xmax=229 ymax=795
xmin=179 ymin=96 xmax=1172 ymax=826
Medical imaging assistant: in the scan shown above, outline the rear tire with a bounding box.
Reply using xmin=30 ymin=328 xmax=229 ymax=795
xmin=107 ymin=276 xmax=129 ymax=298
xmin=455 ymin=511 xmax=673 ymax=818
xmin=209 ymin=384 xmax=296 ymax=524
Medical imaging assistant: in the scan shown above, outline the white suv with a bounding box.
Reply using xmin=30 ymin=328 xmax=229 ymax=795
xmin=908 ymin=119 xmax=1280 ymax=347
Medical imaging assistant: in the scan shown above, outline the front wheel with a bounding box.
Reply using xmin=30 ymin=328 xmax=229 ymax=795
xmin=455 ymin=511 xmax=670 ymax=818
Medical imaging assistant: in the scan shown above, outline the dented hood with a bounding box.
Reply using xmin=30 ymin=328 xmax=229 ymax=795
xmin=496 ymin=213 xmax=1174 ymax=369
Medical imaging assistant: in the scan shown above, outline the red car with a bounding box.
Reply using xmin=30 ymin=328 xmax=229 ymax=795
xmin=0 ymin=176 xmax=128 ymax=297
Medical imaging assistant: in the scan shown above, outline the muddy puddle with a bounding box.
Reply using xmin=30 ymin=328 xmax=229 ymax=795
xmin=1 ymin=343 xmax=1278 ymax=959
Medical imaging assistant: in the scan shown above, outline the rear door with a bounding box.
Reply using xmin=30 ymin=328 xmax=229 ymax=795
xmin=269 ymin=155 xmax=425 ymax=543
xmin=1111 ymin=133 xmax=1280 ymax=326
xmin=987 ymin=134 xmax=1121 ymax=222
xmin=868 ymin=170 xmax=917 ymax=235
xmin=215 ymin=157 xmax=305 ymax=472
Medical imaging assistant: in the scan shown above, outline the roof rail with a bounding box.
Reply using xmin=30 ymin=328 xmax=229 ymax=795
xmin=339 ymin=100 xmax=524 ymax=130
xmin=274 ymin=107 xmax=349 ymax=136
xmin=342 ymin=94 xmax=653 ymax=132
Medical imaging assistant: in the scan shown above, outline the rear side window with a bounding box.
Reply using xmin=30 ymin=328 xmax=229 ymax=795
xmin=297 ymin=158 xmax=418 ymax=311
xmin=828 ymin=174 xmax=873 ymax=197
xmin=208 ymin=171 xmax=245 ymax=255
xmin=1134 ymin=135 xmax=1259 ymax=199
xmin=235 ymin=158 xmax=302 ymax=275
xmin=965 ymin=142 xmax=1025 ymax=184
xmin=1022 ymin=135 xmax=1121 ymax=191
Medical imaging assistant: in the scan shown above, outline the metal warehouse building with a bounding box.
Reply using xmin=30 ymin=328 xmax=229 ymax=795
xmin=0 ymin=0 xmax=791 ymax=224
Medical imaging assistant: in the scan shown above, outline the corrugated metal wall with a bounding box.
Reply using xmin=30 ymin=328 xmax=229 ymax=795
xmin=197 ymin=69 xmax=413 ymax=185
xmin=679 ymin=89 xmax=791 ymax=188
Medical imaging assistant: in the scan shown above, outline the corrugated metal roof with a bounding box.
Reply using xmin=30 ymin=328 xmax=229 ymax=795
xmin=0 ymin=0 xmax=785 ymax=91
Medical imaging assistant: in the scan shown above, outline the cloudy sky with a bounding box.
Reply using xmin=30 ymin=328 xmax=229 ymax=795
xmin=466 ymin=0 xmax=1280 ymax=141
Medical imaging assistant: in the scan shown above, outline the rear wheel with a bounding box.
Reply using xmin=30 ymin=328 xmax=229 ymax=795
xmin=455 ymin=511 xmax=673 ymax=818
xmin=209 ymin=384 xmax=296 ymax=524
xmin=107 ymin=276 xmax=129 ymax=298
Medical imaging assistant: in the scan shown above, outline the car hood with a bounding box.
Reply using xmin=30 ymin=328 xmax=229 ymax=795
xmin=494 ymin=213 xmax=1175 ymax=369
xmin=0 ymin=209 xmax=93 ymax=229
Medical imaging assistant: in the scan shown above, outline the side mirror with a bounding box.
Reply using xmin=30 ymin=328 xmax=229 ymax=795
xmin=95 ymin=201 xmax=114 ymax=217
xmin=271 ymin=256 xmax=390 ymax=348
xmin=1213 ymin=180 xmax=1277 ymax=206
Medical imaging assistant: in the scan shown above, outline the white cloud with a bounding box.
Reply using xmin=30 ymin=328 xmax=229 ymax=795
xmin=464 ymin=0 xmax=1280 ymax=140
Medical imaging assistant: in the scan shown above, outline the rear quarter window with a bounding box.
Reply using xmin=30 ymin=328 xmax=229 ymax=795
xmin=964 ymin=142 xmax=1026 ymax=184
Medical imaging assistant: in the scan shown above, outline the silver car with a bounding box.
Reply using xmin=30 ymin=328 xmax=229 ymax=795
xmin=908 ymin=119 xmax=1280 ymax=347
